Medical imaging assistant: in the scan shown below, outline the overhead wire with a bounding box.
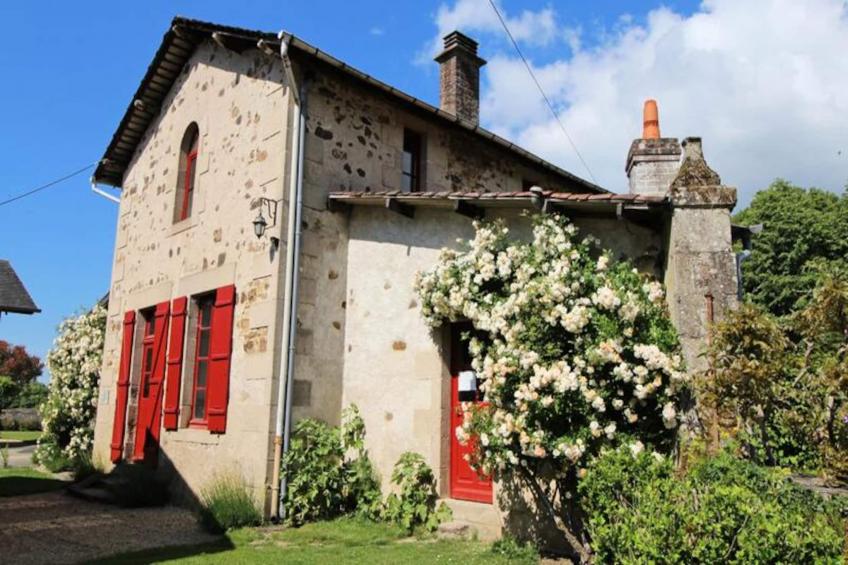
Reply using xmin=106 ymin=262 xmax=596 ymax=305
xmin=486 ymin=0 xmax=597 ymax=183
xmin=0 ymin=162 xmax=98 ymax=208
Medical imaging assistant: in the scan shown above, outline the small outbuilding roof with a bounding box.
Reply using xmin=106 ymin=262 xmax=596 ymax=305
xmin=93 ymin=17 xmax=605 ymax=195
xmin=0 ymin=260 xmax=40 ymax=315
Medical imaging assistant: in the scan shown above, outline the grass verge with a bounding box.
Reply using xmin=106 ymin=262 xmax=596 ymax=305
xmin=0 ymin=430 xmax=41 ymax=442
xmin=94 ymin=517 xmax=538 ymax=564
xmin=0 ymin=467 xmax=67 ymax=497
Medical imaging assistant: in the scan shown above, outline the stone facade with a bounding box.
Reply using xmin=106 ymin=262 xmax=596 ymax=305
xmin=92 ymin=19 xmax=739 ymax=536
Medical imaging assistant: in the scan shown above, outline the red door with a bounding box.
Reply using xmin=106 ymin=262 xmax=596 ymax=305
xmin=449 ymin=324 xmax=493 ymax=503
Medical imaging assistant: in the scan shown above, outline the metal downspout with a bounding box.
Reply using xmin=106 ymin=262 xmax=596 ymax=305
xmin=270 ymin=33 xmax=306 ymax=520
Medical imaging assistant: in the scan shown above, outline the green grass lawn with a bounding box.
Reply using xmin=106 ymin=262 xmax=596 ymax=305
xmin=0 ymin=467 xmax=68 ymax=497
xmin=94 ymin=517 xmax=539 ymax=564
xmin=0 ymin=430 xmax=41 ymax=442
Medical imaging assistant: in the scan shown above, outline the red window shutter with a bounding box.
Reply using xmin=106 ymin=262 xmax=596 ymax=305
xmin=132 ymin=301 xmax=170 ymax=462
xmin=207 ymin=285 xmax=235 ymax=433
xmin=110 ymin=310 xmax=135 ymax=463
xmin=163 ymin=297 xmax=187 ymax=430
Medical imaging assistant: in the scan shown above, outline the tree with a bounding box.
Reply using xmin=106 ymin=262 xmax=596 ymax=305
xmin=734 ymin=180 xmax=848 ymax=317
xmin=415 ymin=215 xmax=686 ymax=562
xmin=0 ymin=341 xmax=43 ymax=410
xmin=35 ymin=304 xmax=106 ymax=468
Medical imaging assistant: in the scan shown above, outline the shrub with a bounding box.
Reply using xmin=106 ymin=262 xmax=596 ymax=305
xmin=282 ymin=404 xmax=381 ymax=525
xmin=702 ymin=271 xmax=848 ymax=478
xmin=490 ymin=535 xmax=538 ymax=563
xmin=33 ymin=437 xmax=70 ymax=472
xmin=200 ymin=472 xmax=262 ymax=533
xmin=36 ymin=304 xmax=106 ymax=468
xmin=71 ymin=452 xmax=105 ymax=482
xmin=415 ymin=214 xmax=684 ymax=559
xmin=579 ymin=448 xmax=846 ymax=564
xmin=382 ymin=452 xmax=451 ymax=533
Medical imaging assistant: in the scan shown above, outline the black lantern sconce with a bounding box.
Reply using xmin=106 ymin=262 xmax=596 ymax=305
xmin=252 ymin=197 xmax=281 ymax=250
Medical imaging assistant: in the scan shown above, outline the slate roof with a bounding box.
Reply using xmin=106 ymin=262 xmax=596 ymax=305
xmin=0 ymin=260 xmax=40 ymax=315
xmin=93 ymin=17 xmax=605 ymax=195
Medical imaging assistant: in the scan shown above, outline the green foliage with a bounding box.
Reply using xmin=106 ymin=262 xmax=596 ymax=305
xmin=490 ymin=535 xmax=538 ymax=563
xmin=703 ymin=271 xmax=848 ymax=477
xmin=200 ymin=472 xmax=263 ymax=533
xmin=71 ymin=452 xmax=105 ymax=482
xmin=734 ymin=180 xmax=848 ymax=317
xmin=36 ymin=304 xmax=106 ymax=467
xmin=580 ymin=448 xmax=846 ymax=564
xmin=283 ymin=404 xmax=381 ymax=525
xmin=701 ymin=303 xmax=821 ymax=467
xmin=416 ymin=214 xmax=684 ymax=560
xmin=33 ymin=438 xmax=71 ymax=472
xmin=382 ymin=452 xmax=451 ymax=533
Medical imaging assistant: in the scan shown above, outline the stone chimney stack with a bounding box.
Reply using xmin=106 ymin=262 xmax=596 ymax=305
xmin=435 ymin=31 xmax=487 ymax=125
xmin=625 ymin=99 xmax=682 ymax=196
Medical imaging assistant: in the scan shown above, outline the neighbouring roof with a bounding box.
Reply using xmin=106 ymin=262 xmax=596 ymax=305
xmin=0 ymin=260 xmax=40 ymax=315
xmin=328 ymin=190 xmax=666 ymax=222
xmin=93 ymin=17 xmax=605 ymax=194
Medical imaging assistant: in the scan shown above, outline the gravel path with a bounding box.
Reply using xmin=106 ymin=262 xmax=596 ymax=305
xmin=5 ymin=443 xmax=36 ymax=467
xmin=1 ymin=490 xmax=221 ymax=564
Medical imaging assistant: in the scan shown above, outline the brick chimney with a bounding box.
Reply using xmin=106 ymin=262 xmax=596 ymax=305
xmin=625 ymin=99 xmax=682 ymax=196
xmin=435 ymin=31 xmax=487 ymax=125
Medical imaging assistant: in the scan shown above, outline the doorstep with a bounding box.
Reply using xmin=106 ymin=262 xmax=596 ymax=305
xmin=441 ymin=497 xmax=502 ymax=540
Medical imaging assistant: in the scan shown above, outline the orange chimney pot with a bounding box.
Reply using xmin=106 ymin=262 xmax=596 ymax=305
xmin=642 ymin=99 xmax=660 ymax=139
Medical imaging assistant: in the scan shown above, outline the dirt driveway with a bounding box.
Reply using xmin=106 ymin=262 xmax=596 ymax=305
xmin=1 ymin=490 xmax=220 ymax=564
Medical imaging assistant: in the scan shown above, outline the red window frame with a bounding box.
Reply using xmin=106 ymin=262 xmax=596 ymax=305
xmin=189 ymin=294 xmax=214 ymax=426
xmin=139 ymin=311 xmax=156 ymax=400
xmin=179 ymin=148 xmax=197 ymax=221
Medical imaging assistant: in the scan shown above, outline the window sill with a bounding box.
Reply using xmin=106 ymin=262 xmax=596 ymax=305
xmin=163 ymin=426 xmax=221 ymax=446
xmin=169 ymin=216 xmax=196 ymax=237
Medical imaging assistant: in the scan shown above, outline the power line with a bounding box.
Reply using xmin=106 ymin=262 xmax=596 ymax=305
xmin=487 ymin=0 xmax=597 ymax=184
xmin=0 ymin=162 xmax=98 ymax=208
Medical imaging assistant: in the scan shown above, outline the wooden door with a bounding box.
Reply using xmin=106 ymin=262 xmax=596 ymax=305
xmin=449 ymin=323 xmax=493 ymax=503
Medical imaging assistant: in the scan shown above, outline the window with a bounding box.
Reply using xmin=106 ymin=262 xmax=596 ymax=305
xmin=189 ymin=294 xmax=214 ymax=424
xmin=401 ymin=128 xmax=423 ymax=192
xmin=175 ymin=123 xmax=199 ymax=222
xmin=139 ymin=310 xmax=156 ymax=400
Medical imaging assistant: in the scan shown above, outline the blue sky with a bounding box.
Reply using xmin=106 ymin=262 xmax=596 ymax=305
xmin=2 ymin=0 xmax=846 ymax=380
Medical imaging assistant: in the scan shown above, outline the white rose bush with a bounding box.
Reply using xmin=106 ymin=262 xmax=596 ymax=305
xmin=35 ymin=303 xmax=106 ymax=469
xmin=415 ymin=214 xmax=686 ymax=560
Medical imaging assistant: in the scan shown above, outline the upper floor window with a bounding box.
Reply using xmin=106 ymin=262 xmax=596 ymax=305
xmin=402 ymin=128 xmax=423 ymax=192
xmin=175 ymin=123 xmax=199 ymax=222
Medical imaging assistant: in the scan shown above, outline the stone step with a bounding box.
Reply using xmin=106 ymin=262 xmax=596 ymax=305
xmin=440 ymin=498 xmax=502 ymax=541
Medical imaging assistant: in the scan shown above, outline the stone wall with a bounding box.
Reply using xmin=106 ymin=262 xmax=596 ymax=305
xmin=91 ymin=40 xmax=291 ymax=510
xmin=341 ymin=205 xmax=664 ymax=503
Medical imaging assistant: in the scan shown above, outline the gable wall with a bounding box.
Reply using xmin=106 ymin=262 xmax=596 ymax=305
xmin=92 ymin=40 xmax=290 ymax=509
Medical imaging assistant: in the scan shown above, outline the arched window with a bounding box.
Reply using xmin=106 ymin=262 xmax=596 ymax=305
xmin=175 ymin=123 xmax=199 ymax=222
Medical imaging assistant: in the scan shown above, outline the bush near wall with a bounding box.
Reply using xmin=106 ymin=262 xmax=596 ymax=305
xmin=0 ymin=408 xmax=41 ymax=431
xmin=580 ymin=448 xmax=846 ymax=564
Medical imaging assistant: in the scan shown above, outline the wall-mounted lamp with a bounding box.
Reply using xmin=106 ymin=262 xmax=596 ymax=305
xmin=252 ymin=197 xmax=281 ymax=249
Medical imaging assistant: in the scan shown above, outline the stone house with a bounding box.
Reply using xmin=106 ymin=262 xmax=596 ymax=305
xmin=90 ymin=17 xmax=738 ymax=534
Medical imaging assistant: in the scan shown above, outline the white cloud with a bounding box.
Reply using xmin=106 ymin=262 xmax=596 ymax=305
xmin=370 ymin=27 xmax=385 ymax=36
xmin=419 ymin=0 xmax=565 ymax=61
xmin=431 ymin=0 xmax=848 ymax=204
